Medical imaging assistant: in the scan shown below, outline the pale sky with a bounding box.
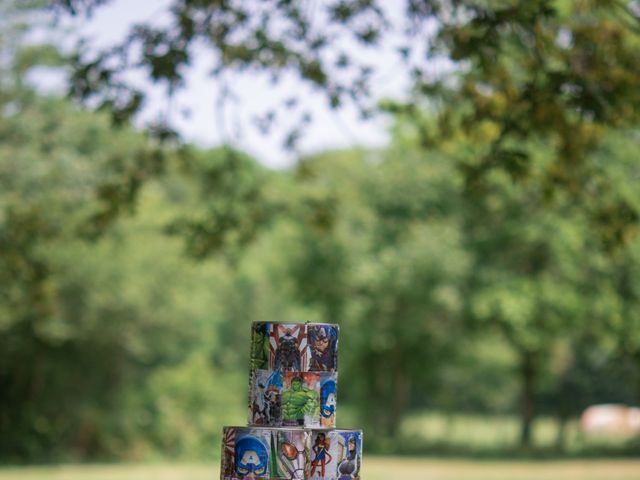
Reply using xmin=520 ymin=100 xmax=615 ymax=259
xmin=58 ymin=0 xmax=419 ymax=168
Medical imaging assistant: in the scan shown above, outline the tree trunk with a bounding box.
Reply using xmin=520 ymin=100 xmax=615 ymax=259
xmin=385 ymin=356 xmax=411 ymax=438
xmin=634 ymin=351 xmax=640 ymax=408
xmin=555 ymin=414 xmax=568 ymax=452
xmin=519 ymin=352 xmax=537 ymax=448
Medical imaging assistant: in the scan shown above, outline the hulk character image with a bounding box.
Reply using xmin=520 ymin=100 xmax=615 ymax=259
xmin=250 ymin=323 xmax=270 ymax=370
xmin=281 ymin=377 xmax=319 ymax=426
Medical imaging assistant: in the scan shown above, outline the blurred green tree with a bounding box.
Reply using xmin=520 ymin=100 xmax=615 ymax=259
xmin=280 ymin=113 xmax=640 ymax=449
xmin=273 ymin=137 xmax=471 ymax=438
xmin=54 ymin=0 xmax=640 ymax=246
xmin=0 ymin=4 xmax=270 ymax=457
xmin=2 ymin=0 xmax=640 ymax=461
xmin=0 ymin=89 xmax=265 ymax=459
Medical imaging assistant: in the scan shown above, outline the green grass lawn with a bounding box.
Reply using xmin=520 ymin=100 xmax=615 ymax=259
xmin=1 ymin=458 xmax=640 ymax=480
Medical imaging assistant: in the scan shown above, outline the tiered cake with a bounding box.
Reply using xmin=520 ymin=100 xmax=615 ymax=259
xmin=220 ymin=322 xmax=363 ymax=479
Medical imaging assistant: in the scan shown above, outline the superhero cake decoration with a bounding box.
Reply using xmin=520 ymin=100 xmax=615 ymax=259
xmin=220 ymin=321 xmax=362 ymax=480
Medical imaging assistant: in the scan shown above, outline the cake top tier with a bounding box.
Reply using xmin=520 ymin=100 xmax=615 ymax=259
xmin=250 ymin=322 xmax=340 ymax=373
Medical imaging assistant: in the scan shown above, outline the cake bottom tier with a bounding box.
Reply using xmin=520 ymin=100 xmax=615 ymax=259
xmin=220 ymin=426 xmax=362 ymax=480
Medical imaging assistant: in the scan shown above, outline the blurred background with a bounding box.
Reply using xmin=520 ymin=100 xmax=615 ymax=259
xmin=1 ymin=0 xmax=640 ymax=479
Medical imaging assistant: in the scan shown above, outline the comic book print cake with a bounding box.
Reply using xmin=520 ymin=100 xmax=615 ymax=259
xmin=220 ymin=322 xmax=363 ymax=480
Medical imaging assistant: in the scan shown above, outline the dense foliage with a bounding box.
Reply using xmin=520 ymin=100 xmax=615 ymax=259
xmin=1 ymin=0 xmax=639 ymax=462
xmin=3 ymin=94 xmax=639 ymax=459
xmin=56 ymin=0 xmax=640 ymax=246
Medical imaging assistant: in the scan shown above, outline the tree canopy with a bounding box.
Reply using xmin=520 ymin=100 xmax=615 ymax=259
xmin=1 ymin=0 xmax=640 ymax=462
xmin=53 ymin=0 xmax=640 ymax=248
